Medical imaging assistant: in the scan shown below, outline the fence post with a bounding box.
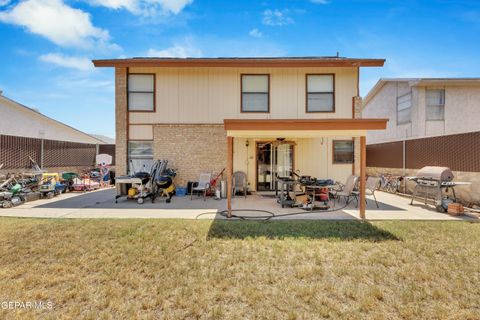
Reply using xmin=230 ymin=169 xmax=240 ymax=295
xmin=40 ymin=138 xmax=44 ymax=169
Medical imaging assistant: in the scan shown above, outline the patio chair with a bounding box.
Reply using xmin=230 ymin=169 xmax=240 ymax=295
xmin=232 ymin=171 xmax=248 ymax=198
xmin=352 ymin=176 xmax=381 ymax=208
xmin=190 ymin=173 xmax=211 ymax=201
xmin=332 ymin=175 xmax=358 ymax=206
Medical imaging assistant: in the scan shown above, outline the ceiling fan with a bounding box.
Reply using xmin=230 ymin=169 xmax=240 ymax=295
xmin=264 ymin=138 xmax=297 ymax=147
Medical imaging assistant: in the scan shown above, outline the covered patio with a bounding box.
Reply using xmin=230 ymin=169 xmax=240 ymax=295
xmin=224 ymin=118 xmax=389 ymax=219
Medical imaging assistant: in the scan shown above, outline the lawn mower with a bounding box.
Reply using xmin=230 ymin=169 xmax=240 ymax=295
xmin=39 ymin=173 xmax=67 ymax=199
xmin=0 ymin=180 xmax=25 ymax=208
xmin=61 ymin=172 xmax=78 ymax=192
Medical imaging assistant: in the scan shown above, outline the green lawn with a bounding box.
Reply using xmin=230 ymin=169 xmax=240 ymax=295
xmin=0 ymin=218 xmax=479 ymax=319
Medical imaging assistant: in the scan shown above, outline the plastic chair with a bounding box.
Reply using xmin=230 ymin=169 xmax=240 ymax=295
xmin=190 ymin=173 xmax=211 ymax=201
xmin=232 ymin=171 xmax=248 ymax=198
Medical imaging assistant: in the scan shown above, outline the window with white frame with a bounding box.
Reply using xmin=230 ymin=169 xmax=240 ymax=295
xmin=128 ymin=74 xmax=155 ymax=111
xmin=426 ymin=89 xmax=445 ymax=120
xmin=397 ymin=92 xmax=412 ymax=124
xmin=306 ymin=74 xmax=335 ymax=112
xmin=241 ymin=74 xmax=269 ymax=112
xmin=128 ymin=141 xmax=154 ymax=173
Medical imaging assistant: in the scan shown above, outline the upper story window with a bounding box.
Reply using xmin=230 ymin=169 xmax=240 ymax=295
xmin=241 ymin=74 xmax=269 ymax=112
xmin=333 ymin=140 xmax=354 ymax=164
xmin=306 ymin=74 xmax=335 ymax=112
xmin=128 ymin=74 xmax=155 ymax=111
xmin=426 ymin=89 xmax=445 ymax=121
xmin=397 ymin=92 xmax=412 ymax=124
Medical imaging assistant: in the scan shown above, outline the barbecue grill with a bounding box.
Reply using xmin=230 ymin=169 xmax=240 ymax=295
xmin=409 ymin=166 xmax=470 ymax=212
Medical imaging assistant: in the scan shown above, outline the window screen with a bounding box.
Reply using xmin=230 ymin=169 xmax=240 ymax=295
xmin=397 ymin=92 xmax=412 ymax=124
xmin=333 ymin=140 xmax=354 ymax=164
xmin=128 ymin=74 xmax=154 ymax=111
xmin=241 ymin=75 xmax=269 ymax=112
xmin=128 ymin=141 xmax=153 ymax=173
xmin=307 ymin=74 xmax=334 ymax=112
xmin=426 ymin=89 xmax=445 ymax=121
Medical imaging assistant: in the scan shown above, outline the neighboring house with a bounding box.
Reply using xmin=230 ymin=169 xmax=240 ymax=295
xmin=0 ymin=91 xmax=105 ymax=144
xmin=363 ymin=78 xmax=480 ymax=143
xmin=90 ymin=134 xmax=115 ymax=144
xmin=93 ymin=57 xmax=387 ymax=217
xmin=362 ymin=78 xmax=480 ymax=205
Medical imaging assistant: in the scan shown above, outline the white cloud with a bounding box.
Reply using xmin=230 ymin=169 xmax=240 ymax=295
xmin=310 ymin=0 xmax=328 ymax=4
xmin=248 ymin=28 xmax=262 ymax=38
xmin=262 ymin=9 xmax=294 ymax=26
xmin=0 ymin=0 xmax=113 ymax=48
xmin=39 ymin=53 xmax=93 ymax=71
xmin=0 ymin=0 xmax=10 ymax=6
xmin=147 ymin=44 xmax=201 ymax=58
xmin=87 ymin=0 xmax=193 ymax=16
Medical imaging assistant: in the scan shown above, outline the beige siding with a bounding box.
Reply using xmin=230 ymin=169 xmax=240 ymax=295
xmin=128 ymin=67 xmax=357 ymax=124
xmin=129 ymin=124 xmax=153 ymax=140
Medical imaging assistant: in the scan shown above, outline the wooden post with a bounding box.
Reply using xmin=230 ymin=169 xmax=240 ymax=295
xmin=227 ymin=136 xmax=233 ymax=217
xmin=359 ymin=136 xmax=366 ymax=220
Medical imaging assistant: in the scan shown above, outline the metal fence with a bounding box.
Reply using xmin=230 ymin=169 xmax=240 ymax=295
xmin=367 ymin=131 xmax=480 ymax=172
xmin=0 ymin=134 xmax=115 ymax=170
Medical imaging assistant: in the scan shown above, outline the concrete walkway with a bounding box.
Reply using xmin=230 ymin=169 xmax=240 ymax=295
xmin=0 ymin=187 xmax=477 ymax=221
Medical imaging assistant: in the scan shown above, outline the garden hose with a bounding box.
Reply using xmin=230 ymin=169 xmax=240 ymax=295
xmin=195 ymin=201 xmax=351 ymax=221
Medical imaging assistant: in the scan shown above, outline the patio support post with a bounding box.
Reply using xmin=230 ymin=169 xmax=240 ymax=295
xmin=359 ymin=136 xmax=366 ymax=219
xmin=227 ymin=136 xmax=234 ymax=218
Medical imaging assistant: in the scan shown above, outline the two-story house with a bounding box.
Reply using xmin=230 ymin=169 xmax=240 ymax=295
xmin=362 ymin=78 xmax=480 ymax=205
xmin=93 ymin=57 xmax=387 ymax=217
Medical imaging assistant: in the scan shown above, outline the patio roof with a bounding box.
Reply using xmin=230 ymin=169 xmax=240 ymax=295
xmin=223 ymin=118 xmax=388 ymax=138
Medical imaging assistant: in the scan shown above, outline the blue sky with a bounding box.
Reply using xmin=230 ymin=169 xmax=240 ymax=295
xmin=1 ymin=0 xmax=479 ymax=138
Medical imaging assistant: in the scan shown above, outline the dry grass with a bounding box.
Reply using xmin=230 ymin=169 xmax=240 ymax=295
xmin=0 ymin=218 xmax=479 ymax=319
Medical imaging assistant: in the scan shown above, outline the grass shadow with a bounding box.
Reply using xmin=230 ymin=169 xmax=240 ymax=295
xmin=207 ymin=220 xmax=401 ymax=241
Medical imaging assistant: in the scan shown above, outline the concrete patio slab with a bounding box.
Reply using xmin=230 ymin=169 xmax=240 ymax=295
xmin=0 ymin=188 xmax=476 ymax=221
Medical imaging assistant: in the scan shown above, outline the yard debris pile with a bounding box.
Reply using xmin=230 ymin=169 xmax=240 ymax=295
xmin=0 ymin=156 xmax=114 ymax=209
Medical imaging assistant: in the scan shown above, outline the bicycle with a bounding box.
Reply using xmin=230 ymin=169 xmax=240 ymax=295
xmin=379 ymin=174 xmax=403 ymax=194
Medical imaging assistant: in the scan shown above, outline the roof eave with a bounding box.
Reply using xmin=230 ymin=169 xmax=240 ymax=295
xmin=92 ymin=58 xmax=385 ymax=68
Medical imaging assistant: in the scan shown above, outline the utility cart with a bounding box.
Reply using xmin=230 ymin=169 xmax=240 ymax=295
xmin=115 ymin=172 xmax=153 ymax=204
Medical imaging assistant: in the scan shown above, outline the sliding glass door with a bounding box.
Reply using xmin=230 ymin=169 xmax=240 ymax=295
xmin=256 ymin=142 xmax=294 ymax=191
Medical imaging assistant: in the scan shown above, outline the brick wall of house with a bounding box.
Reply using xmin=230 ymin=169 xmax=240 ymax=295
xmin=115 ymin=67 xmax=128 ymax=176
xmin=153 ymin=124 xmax=227 ymax=186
